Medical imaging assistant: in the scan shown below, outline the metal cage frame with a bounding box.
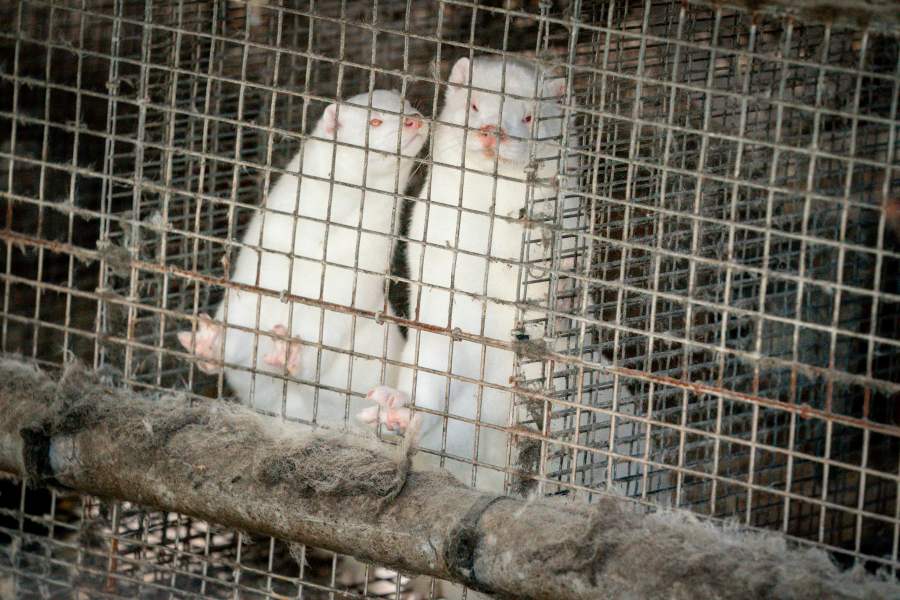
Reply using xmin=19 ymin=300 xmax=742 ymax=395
xmin=0 ymin=0 xmax=898 ymax=597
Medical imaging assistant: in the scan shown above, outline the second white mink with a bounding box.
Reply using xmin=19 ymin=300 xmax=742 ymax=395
xmin=361 ymin=56 xmax=581 ymax=491
xmin=179 ymin=90 xmax=427 ymax=427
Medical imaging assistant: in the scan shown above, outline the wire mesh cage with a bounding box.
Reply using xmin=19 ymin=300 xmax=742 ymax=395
xmin=1 ymin=0 xmax=899 ymax=597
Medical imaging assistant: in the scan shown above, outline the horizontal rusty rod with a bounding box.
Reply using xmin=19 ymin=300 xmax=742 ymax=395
xmin=3 ymin=228 xmax=900 ymax=441
xmin=0 ymin=356 xmax=897 ymax=600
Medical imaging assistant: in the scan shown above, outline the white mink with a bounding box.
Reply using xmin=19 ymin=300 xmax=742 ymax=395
xmin=362 ymin=56 xmax=594 ymax=492
xmin=179 ymin=90 xmax=427 ymax=428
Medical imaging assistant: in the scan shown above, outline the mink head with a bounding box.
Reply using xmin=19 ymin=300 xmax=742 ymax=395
xmin=316 ymin=90 xmax=428 ymax=174
xmin=440 ymin=56 xmax=567 ymax=168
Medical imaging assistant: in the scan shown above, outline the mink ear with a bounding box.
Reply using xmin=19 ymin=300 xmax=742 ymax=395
xmin=323 ymin=103 xmax=339 ymax=136
xmin=449 ymin=57 xmax=471 ymax=86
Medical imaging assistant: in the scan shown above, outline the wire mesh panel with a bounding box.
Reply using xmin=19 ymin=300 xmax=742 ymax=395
xmin=522 ymin=3 xmax=900 ymax=565
xmin=0 ymin=0 xmax=898 ymax=597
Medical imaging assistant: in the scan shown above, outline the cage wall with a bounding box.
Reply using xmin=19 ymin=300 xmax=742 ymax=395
xmin=1 ymin=0 xmax=899 ymax=597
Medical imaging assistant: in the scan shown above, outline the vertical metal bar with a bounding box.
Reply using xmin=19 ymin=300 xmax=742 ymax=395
xmin=198 ymin=519 xmax=213 ymax=596
xmin=675 ymin=6 xmax=723 ymax=509
xmin=254 ymin=1 xmax=284 ymax=415
xmin=61 ymin=0 xmax=89 ymax=369
xmin=307 ymin=0 xmax=350 ymax=425
xmin=185 ymin=0 xmax=221 ymax=394
xmin=167 ymin=513 xmax=185 ymax=600
xmin=405 ymin=0 xmax=453 ymax=470
xmin=763 ymin=17 xmax=796 ymax=536
xmin=570 ymin=0 xmax=616 ymax=497
xmin=103 ymin=502 xmax=121 ymax=595
xmin=93 ymin=0 xmax=125 ymax=373
xmin=1 ymin=0 xmax=24 ymax=356
xmin=810 ymin=24 xmax=834 ymax=548
xmin=719 ymin=15 xmax=755 ymax=522
xmin=552 ymin=0 xmax=585 ymax=494
xmin=10 ymin=479 xmax=27 ymax=595
xmin=121 ymin=0 xmax=155 ymax=383
xmin=879 ymin=37 xmax=900 ymax=582
xmin=341 ymin=0 xmax=382 ymax=426
xmin=30 ymin=1 xmax=55 ymax=360
xmin=605 ymin=0 xmax=651 ymax=491
xmin=844 ymin=31 xmax=869 ymax=561
xmin=155 ymin=0 xmax=187 ymax=388
xmin=640 ymin=1 xmax=687 ymax=502
xmin=232 ymin=530 xmax=244 ymax=600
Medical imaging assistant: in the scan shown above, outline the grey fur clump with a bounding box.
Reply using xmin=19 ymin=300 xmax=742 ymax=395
xmin=499 ymin=496 xmax=899 ymax=600
xmin=95 ymin=240 xmax=133 ymax=276
xmin=638 ymin=509 xmax=894 ymax=600
xmin=512 ymin=337 xmax=551 ymax=360
xmin=258 ymin=438 xmax=401 ymax=497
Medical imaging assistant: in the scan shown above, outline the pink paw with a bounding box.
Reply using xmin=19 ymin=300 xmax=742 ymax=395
xmin=264 ymin=324 xmax=301 ymax=375
xmin=358 ymin=385 xmax=413 ymax=434
xmin=177 ymin=313 xmax=223 ymax=374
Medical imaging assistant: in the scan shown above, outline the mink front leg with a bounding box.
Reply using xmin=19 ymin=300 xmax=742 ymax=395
xmin=263 ymin=324 xmax=302 ymax=376
xmin=358 ymin=385 xmax=413 ymax=433
xmin=177 ymin=313 xmax=224 ymax=374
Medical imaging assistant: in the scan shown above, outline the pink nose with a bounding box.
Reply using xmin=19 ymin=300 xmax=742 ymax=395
xmin=477 ymin=124 xmax=505 ymax=149
xmin=404 ymin=117 xmax=423 ymax=130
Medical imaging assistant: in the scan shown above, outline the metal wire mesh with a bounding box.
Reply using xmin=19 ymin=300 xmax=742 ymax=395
xmin=0 ymin=0 xmax=898 ymax=597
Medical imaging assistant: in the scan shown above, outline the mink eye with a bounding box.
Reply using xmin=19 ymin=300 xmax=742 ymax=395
xmin=523 ymin=114 xmax=532 ymax=123
xmin=471 ymin=103 xmax=479 ymax=112
xmin=369 ymin=118 xmax=383 ymax=127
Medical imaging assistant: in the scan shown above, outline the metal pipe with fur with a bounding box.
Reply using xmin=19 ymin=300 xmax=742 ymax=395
xmin=0 ymin=357 xmax=895 ymax=600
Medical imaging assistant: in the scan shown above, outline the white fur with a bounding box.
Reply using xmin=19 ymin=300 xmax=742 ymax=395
xmin=212 ymin=90 xmax=427 ymax=427
xmin=397 ymin=57 xmax=574 ymax=490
